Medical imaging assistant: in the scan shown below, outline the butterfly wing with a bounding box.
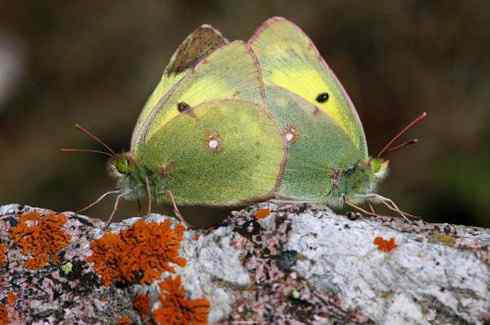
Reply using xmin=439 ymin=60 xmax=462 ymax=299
xmin=266 ymin=85 xmax=364 ymax=203
xmin=131 ymin=24 xmax=228 ymax=149
xmin=132 ymin=40 xmax=266 ymax=153
xmin=165 ymin=24 xmax=228 ymax=76
xmin=137 ymin=100 xmax=285 ymax=206
xmin=249 ymin=17 xmax=368 ymax=156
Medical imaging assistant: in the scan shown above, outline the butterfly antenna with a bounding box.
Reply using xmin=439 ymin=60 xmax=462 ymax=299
xmin=376 ymin=112 xmax=427 ymax=158
xmin=77 ymin=190 xmax=121 ymax=213
xmin=384 ymin=138 xmax=419 ymax=155
xmin=60 ymin=148 xmax=114 ymax=158
xmin=75 ymin=124 xmax=116 ymax=156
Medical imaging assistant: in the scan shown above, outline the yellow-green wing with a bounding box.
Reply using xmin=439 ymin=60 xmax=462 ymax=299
xmin=266 ymin=85 xmax=364 ymax=204
xmin=131 ymin=24 xmax=228 ymax=149
xmin=137 ymin=100 xmax=285 ymax=206
xmin=133 ymin=40 xmax=265 ymax=154
xmin=249 ymin=17 xmax=367 ymax=156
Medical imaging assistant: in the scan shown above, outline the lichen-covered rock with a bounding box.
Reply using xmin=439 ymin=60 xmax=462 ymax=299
xmin=0 ymin=203 xmax=489 ymax=324
xmin=285 ymin=208 xmax=490 ymax=324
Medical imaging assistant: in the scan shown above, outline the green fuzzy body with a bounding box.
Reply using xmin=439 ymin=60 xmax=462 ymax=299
xmin=324 ymin=162 xmax=382 ymax=207
xmin=111 ymin=160 xmax=167 ymax=203
xmin=113 ymin=152 xmax=385 ymax=208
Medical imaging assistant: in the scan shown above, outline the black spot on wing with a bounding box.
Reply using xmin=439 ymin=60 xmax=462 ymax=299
xmin=316 ymin=92 xmax=329 ymax=103
xmin=177 ymin=102 xmax=192 ymax=113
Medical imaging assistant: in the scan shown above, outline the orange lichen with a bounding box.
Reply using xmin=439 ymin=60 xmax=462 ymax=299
xmin=0 ymin=292 xmax=18 ymax=325
xmin=153 ymin=276 xmax=209 ymax=325
xmin=0 ymin=244 xmax=6 ymax=267
xmin=373 ymin=236 xmax=397 ymax=253
xmin=9 ymin=211 xmax=70 ymax=269
xmin=87 ymin=220 xmax=187 ymax=286
xmin=6 ymin=292 xmax=15 ymax=306
xmin=254 ymin=208 xmax=271 ymax=220
xmin=133 ymin=293 xmax=150 ymax=319
xmin=116 ymin=315 xmax=132 ymax=325
xmin=0 ymin=304 xmax=7 ymax=325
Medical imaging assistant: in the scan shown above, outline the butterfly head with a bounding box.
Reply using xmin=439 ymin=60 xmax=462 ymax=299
xmin=330 ymin=158 xmax=389 ymax=206
xmin=111 ymin=153 xmax=136 ymax=176
xmin=355 ymin=158 xmax=390 ymax=193
xmin=109 ymin=152 xmax=169 ymax=202
xmin=368 ymin=158 xmax=389 ymax=180
xmin=109 ymin=153 xmax=148 ymax=200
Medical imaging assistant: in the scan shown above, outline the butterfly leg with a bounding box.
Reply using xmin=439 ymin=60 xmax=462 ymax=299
xmin=144 ymin=176 xmax=152 ymax=215
xmin=166 ymin=190 xmax=189 ymax=228
xmin=104 ymin=190 xmax=130 ymax=229
xmin=136 ymin=198 xmax=143 ymax=215
xmin=77 ymin=190 xmax=120 ymax=213
xmin=366 ymin=194 xmax=419 ymax=221
xmin=368 ymin=202 xmax=376 ymax=214
xmin=345 ymin=199 xmax=379 ymax=218
xmin=383 ymin=196 xmax=420 ymax=220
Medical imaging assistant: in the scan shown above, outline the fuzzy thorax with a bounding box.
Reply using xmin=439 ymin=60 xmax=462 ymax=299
xmin=108 ymin=153 xmax=166 ymax=202
xmin=327 ymin=158 xmax=389 ymax=207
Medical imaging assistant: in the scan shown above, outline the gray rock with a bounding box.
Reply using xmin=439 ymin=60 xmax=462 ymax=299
xmin=0 ymin=203 xmax=488 ymax=324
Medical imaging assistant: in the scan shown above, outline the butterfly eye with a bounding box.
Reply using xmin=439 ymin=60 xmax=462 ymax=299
xmin=114 ymin=156 xmax=134 ymax=175
xmin=316 ymin=92 xmax=329 ymax=103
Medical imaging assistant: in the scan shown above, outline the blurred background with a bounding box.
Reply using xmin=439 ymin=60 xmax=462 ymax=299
xmin=0 ymin=1 xmax=489 ymax=227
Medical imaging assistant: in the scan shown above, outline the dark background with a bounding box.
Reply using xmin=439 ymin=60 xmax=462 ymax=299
xmin=0 ymin=1 xmax=489 ymax=227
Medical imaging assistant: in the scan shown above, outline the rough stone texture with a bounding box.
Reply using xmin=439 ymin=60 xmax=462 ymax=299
xmin=0 ymin=203 xmax=489 ymax=324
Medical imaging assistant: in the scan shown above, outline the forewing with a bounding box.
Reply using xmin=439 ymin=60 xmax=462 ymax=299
xmin=249 ymin=17 xmax=367 ymax=155
xmin=266 ymin=85 xmax=364 ymax=202
xmin=165 ymin=24 xmax=228 ymax=75
xmin=134 ymin=41 xmax=265 ymax=153
xmin=137 ymin=100 xmax=285 ymax=206
xmin=131 ymin=24 xmax=228 ymax=149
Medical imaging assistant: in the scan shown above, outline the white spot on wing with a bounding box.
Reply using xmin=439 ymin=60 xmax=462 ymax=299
xmin=207 ymin=134 xmax=223 ymax=152
xmin=284 ymin=126 xmax=299 ymax=143
xmin=208 ymin=139 xmax=219 ymax=149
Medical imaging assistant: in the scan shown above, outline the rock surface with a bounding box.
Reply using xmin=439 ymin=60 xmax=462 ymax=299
xmin=0 ymin=203 xmax=489 ymax=324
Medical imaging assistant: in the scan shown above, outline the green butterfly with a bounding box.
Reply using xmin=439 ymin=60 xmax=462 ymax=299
xmin=110 ymin=24 xmax=284 ymax=219
xmin=248 ymin=17 xmax=424 ymax=214
xmin=74 ymin=17 xmax=423 ymax=222
xmin=248 ymin=17 xmax=385 ymax=208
